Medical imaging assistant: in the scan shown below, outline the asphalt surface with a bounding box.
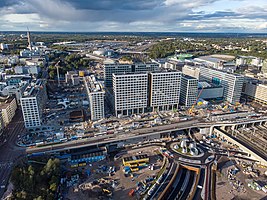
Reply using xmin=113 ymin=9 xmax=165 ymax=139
xmin=27 ymin=119 xmax=200 ymax=154
xmin=26 ymin=117 xmax=267 ymax=154
xmin=0 ymin=110 xmax=26 ymax=198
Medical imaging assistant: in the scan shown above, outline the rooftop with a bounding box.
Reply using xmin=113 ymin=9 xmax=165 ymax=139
xmin=22 ymin=79 xmax=45 ymax=98
xmin=84 ymin=75 xmax=104 ymax=93
xmin=182 ymin=74 xmax=197 ymax=80
xmin=195 ymin=56 xmax=225 ymax=64
xmin=200 ymin=65 xmax=243 ymax=78
xmin=0 ymin=96 xmax=15 ymax=109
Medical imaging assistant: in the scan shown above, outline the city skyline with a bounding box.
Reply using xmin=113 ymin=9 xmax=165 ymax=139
xmin=0 ymin=0 xmax=267 ymax=32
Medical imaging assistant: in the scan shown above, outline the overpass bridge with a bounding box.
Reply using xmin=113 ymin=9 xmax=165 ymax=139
xmin=26 ymin=117 xmax=267 ymax=154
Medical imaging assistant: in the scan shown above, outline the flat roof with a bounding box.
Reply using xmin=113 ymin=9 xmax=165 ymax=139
xmin=0 ymin=96 xmax=15 ymax=109
xmin=22 ymin=79 xmax=45 ymax=97
xmin=182 ymin=74 xmax=197 ymax=80
xmin=84 ymin=75 xmax=104 ymax=93
xmin=195 ymin=56 xmax=224 ymax=63
xmin=200 ymin=65 xmax=243 ymax=78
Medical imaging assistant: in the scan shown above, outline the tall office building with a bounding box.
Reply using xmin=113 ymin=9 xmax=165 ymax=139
xmin=180 ymin=75 xmax=198 ymax=107
xmin=21 ymin=79 xmax=47 ymax=128
xmin=0 ymin=112 xmax=4 ymax=137
xmin=243 ymin=78 xmax=267 ymax=104
xmin=104 ymin=63 xmax=159 ymax=87
xmin=84 ymin=75 xmax=105 ymax=121
xmin=149 ymin=71 xmax=182 ymax=111
xmin=0 ymin=96 xmax=17 ymax=127
xmin=262 ymin=60 xmax=267 ymax=74
xmin=199 ymin=66 xmax=244 ymax=104
xmin=113 ymin=73 xmax=148 ymax=116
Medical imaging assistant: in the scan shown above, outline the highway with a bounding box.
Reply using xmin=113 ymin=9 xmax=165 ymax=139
xmin=26 ymin=119 xmax=200 ymax=154
xmin=25 ymin=117 xmax=267 ymax=154
xmin=163 ymin=167 xmax=197 ymax=200
xmin=1 ymin=113 xmax=267 ymax=198
xmin=192 ymin=168 xmax=205 ymax=200
xmin=0 ymin=110 xmax=26 ymax=198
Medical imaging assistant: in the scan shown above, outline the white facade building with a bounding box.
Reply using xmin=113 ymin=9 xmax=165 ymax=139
xmin=21 ymin=79 xmax=47 ymax=128
xmin=182 ymin=65 xmax=200 ymax=79
xmin=180 ymin=75 xmax=198 ymax=107
xmin=104 ymin=63 xmax=159 ymax=87
xmin=149 ymin=71 xmax=182 ymax=111
xmin=113 ymin=73 xmax=148 ymax=116
xmin=0 ymin=112 xmax=4 ymax=136
xmin=84 ymin=75 xmax=105 ymax=121
xmin=0 ymin=96 xmax=17 ymax=127
xmin=199 ymin=66 xmax=244 ymax=104
xmin=14 ymin=65 xmax=40 ymax=75
xmin=243 ymin=80 xmax=267 ymax=104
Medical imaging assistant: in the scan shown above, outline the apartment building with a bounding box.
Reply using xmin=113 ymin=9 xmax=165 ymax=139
xmin=149 ymin=71 xmax=182 ymax=111
xmin=113 ymin=73 xmax=148 ymax=117
xmin=104 ymin=63 xmax=159 ymax=87
xmin=0 ymin=96 xmax=17 ymax=127
xmin=180 ymin=75 xmax=198 ymax=107
xmin=0 ymin=112 xmax=4 ymax=137
xmin=21 ymin=79 xmax=47 ymax=128
xmin=84 ymin=75 xmax=105 ymax=121
xmin=199 ymin=66 xmax=244 ymax=104
xmin=243 ymin=79 xmax=267 ymax=104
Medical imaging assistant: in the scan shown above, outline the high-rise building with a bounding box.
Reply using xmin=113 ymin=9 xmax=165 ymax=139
xmin=0 ymin=96 xmax=17 ymax=127
xmin=0 ymin=112 xmax=4 ymax=137
xmin=182 ymin=65 xmax=200 ymax=79
xmin=180 ymin=75 xmax=198 ymax=107
xmin=243 ymin=78 xmax=267 ymax=104
xmin=149 ymin=71 xmax=182 ymax=111
xmin=113 ymin=73 xmax=148 ymax=116
xmin=21 ymin=79 xmax=47 ymax=128
xmin=104 ymin=63 xmax=159 ymax=87
xmin=84 ymin=75 xmax=105 ymax=121
xmin=199 ymin=66 xmax=244 ymax=104
xmin=262 ymin=59 xmax=267 ymax=74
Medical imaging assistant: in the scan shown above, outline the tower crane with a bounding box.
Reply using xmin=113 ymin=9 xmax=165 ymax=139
xmin=188 ymin=86 xmax=204 ymax=116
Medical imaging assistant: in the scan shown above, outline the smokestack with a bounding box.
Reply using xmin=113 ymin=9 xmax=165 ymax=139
xmin=27 ymin=27 xmax=32 ymax=51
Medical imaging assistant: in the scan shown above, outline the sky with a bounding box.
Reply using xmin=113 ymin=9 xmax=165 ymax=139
xmin=0 ymin=0 xmax=267 ymax=32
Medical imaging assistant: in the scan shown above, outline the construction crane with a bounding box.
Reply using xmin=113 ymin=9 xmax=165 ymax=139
xmin=188 ymin=86 xmax=204 ymax=116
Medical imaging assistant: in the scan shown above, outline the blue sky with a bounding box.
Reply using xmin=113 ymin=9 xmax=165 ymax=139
xmin=0 ymin=0 xmax=267 ymax=32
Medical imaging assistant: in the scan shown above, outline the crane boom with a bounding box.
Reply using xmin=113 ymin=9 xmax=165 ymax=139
xmin=188 ymin=86 xmax=204 ymax=115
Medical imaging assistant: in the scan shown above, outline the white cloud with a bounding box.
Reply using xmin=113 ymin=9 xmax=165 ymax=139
xmin=0 ymin=0 xmax=266 ymax=32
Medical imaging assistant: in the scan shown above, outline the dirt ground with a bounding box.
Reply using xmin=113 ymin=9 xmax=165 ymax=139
xmin=216 ymin=157 xmax=267 ymax=200
xmin=65 ymin=146 xmax=163 ymax=200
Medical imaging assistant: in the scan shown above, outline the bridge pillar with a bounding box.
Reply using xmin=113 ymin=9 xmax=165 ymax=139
xmin=188 ymin=128 xmax=191 ymax=134
xmin=209 ymin=126 xmax=213 ymax=136
xmin=200 ymin=127 xmax=211 ymax=135
xmin=231 ymin=125 xmax=236 ymax=131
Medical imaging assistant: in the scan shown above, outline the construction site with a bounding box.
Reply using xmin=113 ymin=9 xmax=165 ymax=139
xmin=64 ymin=146 xmax=164 ymax=200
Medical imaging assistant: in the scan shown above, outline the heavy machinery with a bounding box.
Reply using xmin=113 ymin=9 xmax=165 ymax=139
xmin=103 ymin=189 xmax=112 ymax=196
xmin=188 ymin=87 xmax=204 ymax=116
